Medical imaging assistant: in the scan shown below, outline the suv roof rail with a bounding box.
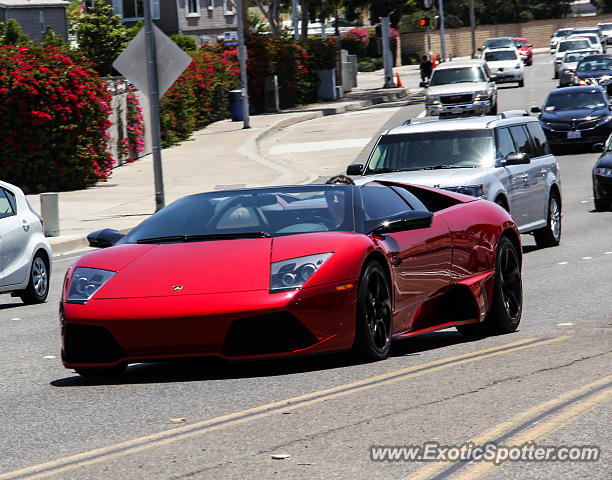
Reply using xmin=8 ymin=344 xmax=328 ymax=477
xmin=497 ymin=110 xmax=530 ymax=119
xmin=403 ymin=117 xmax=441 ymax=125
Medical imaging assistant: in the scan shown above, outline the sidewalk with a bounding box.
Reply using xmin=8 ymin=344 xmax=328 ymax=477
xmin=31 ymin=69 xmax=422 ymax=256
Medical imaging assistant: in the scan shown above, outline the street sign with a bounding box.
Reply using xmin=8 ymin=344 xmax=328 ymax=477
xmin=113 ymin=24 xmax=192 ymax=99
xmin=224 ymin=31 xmax=238 ymax=46
xmin=424 ymin=0 xmax=433 ymax=8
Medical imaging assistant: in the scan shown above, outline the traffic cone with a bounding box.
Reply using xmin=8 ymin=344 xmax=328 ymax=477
xmin=395 ymin=72 xmax=403 ymax=88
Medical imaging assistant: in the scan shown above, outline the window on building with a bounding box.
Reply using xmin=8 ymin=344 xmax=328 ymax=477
xmin=187 ymin=0 xmax=200 ymax=16
xmin=39 ymin=11 xmax=45 ymax=34
xmin=224 ymin=0 xmax=236 ymax=14
xmin=113 ymin=0 xmax=159 ymax=21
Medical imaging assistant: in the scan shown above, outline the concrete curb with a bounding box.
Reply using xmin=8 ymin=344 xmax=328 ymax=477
xmin=49 ymin=89 xmax=413 ymax=258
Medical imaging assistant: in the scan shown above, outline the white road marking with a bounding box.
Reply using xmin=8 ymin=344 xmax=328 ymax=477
xmin=605 ymin=252 xmax=612 ymax=255
xmin=417 ymin=110 xmax=426 ymax=118
xmin=581 ymin=200 xmax=588 ymax=203
xmin=582 ymin=256 xmax=592 ymax=260
xmin=43 ymin=356 xmax=56 ymax=359
xmin=558 ymin=262 xmax=568 ymax=265
xmin=11 ymin=317 xmax=21 ymax=321
xmin=269 ymin=138 xmax=370 ymax=155
xmin=557 ymin=323 xmax=574 ymax=327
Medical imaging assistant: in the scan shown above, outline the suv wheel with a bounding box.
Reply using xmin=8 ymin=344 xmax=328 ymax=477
xmin=534 ymin=191 xmax=561 ymax=248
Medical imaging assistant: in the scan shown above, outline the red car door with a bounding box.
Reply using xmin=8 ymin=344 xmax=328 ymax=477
xmin=360 ymin=184 xmax=452 ymax=334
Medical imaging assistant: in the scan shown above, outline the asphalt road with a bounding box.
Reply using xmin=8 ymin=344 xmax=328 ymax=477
xmin=0 ymin=54 xmax=610 ymax=480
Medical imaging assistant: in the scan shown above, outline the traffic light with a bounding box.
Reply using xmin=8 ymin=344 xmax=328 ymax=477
xmin=419 ymin=17 xmax=430 ymax=28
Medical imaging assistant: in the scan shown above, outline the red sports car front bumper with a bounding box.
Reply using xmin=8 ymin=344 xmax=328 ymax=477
xmin=61 ymin=281 xmax=359 ymax=368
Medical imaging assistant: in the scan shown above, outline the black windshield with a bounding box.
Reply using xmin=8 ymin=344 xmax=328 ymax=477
xmin=429 ymin=67 xmax=486 ymax=86
xmin=120 ymin=186 xmax=356 ymax=244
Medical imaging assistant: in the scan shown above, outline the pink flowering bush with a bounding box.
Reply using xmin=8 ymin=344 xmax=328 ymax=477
xmin=341 ymin=27 xmax=399 ymax=59
xmin=125 ymin=88 xmax=145 ymax=160
xmin=0 ymin=45 xmax=114 ymax=192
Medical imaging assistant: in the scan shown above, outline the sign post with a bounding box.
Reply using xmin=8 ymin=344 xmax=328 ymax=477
xmin=113 ymin=0 xmax=192 ymax=212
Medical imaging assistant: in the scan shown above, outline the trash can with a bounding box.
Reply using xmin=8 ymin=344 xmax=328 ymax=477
xmin=229 ymin=89 xmax=243 ymax=121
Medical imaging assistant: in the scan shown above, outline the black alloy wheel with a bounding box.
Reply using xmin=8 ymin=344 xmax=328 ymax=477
xmin=354 ymin=261 xmax=392 ymax=361
xmin=457 ymin=236 xmax=522 ymax=336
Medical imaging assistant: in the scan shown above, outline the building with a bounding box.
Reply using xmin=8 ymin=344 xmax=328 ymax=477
xmin=0 ymin=0 xmax=69 ymax=42
xmin=110 ymin=0 xmax=238 ymax=44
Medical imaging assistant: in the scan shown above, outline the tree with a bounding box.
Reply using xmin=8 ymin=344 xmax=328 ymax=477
xmin=41 ymin=26 xmax=65 ymax=47
xmin=2 ymin=19 xmax=30 ymax=46
xmin=254 ymin=0 xmax=286 ymax=36
xmin=73 ymin=0 xmax=130 ymax=75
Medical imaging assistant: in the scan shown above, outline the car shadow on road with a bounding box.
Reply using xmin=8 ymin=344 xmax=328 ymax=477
xmin=50 ymin=330 xmax=484 ymax=387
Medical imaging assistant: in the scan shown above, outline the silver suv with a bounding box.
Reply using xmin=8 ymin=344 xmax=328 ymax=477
xmin=346 ymin=112 xmax=562 ymax=248
xmin=423 ymin=60 xmax=498 ymax=117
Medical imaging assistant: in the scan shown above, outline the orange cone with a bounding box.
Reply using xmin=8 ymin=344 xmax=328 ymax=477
xmin=396 ymin=72 xmax=403 ymax=87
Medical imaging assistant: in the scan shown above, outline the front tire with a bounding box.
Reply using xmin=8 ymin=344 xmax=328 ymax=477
xmin=457 ymin=236 xmax=522 ymax=336
xmin=534 ymin=191 xmax=561 ymax=248
xmin=354 ymin=260 xmax=392 ymax=361
xmin=594 ymin=196 xmax=609 ymax=211
xmin=19 ymin=253 xmax=49 ymax=304
xmin=518 ymin=79 xmax=524 ymax=87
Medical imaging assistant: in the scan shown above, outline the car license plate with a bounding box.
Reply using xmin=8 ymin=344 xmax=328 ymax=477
xmin=568 ymin=131 xmax=582 ymax=139
xmin=451 ymin=107 xmax=463 ymax=114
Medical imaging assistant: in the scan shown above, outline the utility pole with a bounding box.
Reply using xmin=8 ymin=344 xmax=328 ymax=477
xmin=321 ymin=0 xmax=326 ymax=39
xmin=236 ymin=0 xmax=250 ymax=129
xmin=292 ymin=0 xmax=299 ymax=40
xmin=381 ymin=16 xmax=394 ymax=88
xmin=143 ymin=0 xmax=164 ymax=211
xmin=438 ymin=0 xmax=446 ymax=62
xmin=470 ymin=0 xmax=476 ymax=58
xmin=424 ymin=0 xmax=432 ymax=58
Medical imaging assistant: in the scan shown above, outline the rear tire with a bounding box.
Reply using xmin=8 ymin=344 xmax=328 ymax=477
xmin=19 ymin=253 xmax=49 ymax=304
xmin=554 ymin=69 xmax=559 ymax=79
xmin=518 ymin=79 xmax=524 ymax=87
xmin=534 ymin=191 xmax=561 ymax=248
xmin=457 ymin=236 xmax=522 ymax=336
xmin=490 ymin=101 xmax=498 ymax=115
xmin=354 ymin=260 xmax=392 ymax=361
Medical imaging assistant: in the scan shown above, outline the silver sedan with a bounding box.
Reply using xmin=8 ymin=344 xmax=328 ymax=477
xmin=559 ymin=49 xmax=599 ymax=87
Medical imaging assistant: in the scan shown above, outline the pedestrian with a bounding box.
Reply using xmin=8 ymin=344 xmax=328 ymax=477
xmin=419 ymin=55 xmax=433 ymax=83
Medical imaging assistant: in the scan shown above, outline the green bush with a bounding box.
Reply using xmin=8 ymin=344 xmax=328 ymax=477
xmin=171 ymin=33 xmax=197 ymax=52
xmin=159 ymin=45 xmax=239 ymax=147
xmin=0 ymin=45 xmax=113 ymax=191
xmin=357 ymin=57 xmax=384 ymax=72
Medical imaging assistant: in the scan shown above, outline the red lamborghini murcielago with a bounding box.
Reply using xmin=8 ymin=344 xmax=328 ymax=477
xmin=60 ymin=181 xmax=522 ymax=376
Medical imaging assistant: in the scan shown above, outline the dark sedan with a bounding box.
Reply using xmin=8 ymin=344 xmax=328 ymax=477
xmin=573 ymin=54 xmax=612 ymax=93
xmin=531 ymin=86 xmax=612 ymax=148
xmin=592 ymin=139 xmax=612 ymax=210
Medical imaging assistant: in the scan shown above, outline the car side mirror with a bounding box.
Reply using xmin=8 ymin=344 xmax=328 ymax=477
xmin=419 ymin=81 xmax=428 ymax=88
xmin=346 ymin=164 xmax=363 ymax=175
xmin=530 ymin=106 xmax=542 ymax=113
xmin=368 ymin=211 xmax=434 ymax=235
xmin=477 ymin=47 xmax=483 ymax=51
xmin=87 ymin=228 xmax=124 ymax=248
xmin=593 ymin=142 xmax=605 ymax=152
xmin=489 ymin=74 xmax=498 ymax=82
xmin=504 ymin=152 xmax=531 ymax=165
xmin=528 ymin=44 xmax=533 ymax=47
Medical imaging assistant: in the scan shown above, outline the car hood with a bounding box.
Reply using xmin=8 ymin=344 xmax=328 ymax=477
xmin=357 ymin=169 xmax=489 ymax=190
xmin=575 ymin=71 xmax=612 ymax=79
xmin=427 ymin=82 xmax=489 ymax=95
xmin=72 ymin=234 xmax=359 ymax=299
xmin=541 ymin=107 xmax=609 ymax=122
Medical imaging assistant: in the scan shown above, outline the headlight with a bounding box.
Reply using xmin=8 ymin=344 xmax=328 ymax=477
xmin=443 ymin=185 xmax=485 ymax=198
xmin=425 ymin=95 xmax=440 ymax=105
xmin=594 ymin=167 xmax=612 ymax=176
xmin=474 ymin=91 xmax=489 ymax=101
xmin=599 ymin=115 xmax=612 ymax=123
xmin=515 ymin=64 xmax=521 ymax=69
xmin=270 ymin=253 xmax=333 ymax=292
xmin=563 ymin=69 xmax=574 ymax=74
xmin=67 ymin=267 xmax=115 ymax=304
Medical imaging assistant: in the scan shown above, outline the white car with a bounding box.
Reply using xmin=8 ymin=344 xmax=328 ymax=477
xmin=483 ymin=48 xmax=524 ymax=87
xmin=570 ymin=33 xmax=604 ymax=54
xmin=0 ymin=180 xmax=52 ymax=304
xmin=554 ymin=37 xmax=592 ymax=78
xmin=550 ymin=28 xmax=575 ymax=54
